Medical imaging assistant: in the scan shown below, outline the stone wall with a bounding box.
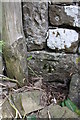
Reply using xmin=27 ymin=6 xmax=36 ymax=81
xmin=22 ymin=1 xmax=80 ymax=108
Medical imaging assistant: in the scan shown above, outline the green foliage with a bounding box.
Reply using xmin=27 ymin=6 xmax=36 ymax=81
xmin=61 ymin=101 xmax=65 ymax=107
xmin=76 ymin=109 xmax=80 ymax=116
xmin=27 ymin=56 xmax=32 ymax=61
xmin=27 ymin=115 xmax=36 ymax=120
xmin=61 ymin=98 xmax=80 ymax=116
xmin=76 ymin=57 xmax=80 ymax=64
xmin=64 ymin=98 xmax=77 ymax=112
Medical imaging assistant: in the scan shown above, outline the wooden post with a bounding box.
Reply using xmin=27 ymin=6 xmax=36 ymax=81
xmin=2 ymin=1 xmax=28 ymax=86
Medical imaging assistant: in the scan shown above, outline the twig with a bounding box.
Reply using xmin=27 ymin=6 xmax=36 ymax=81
xmin=0 ymin=83 xmax=6 ymax=87
xmin=0 ymin=74 xmax=20 ymax=86
xmin=25 ymin=86 xmax=44 ymax=91
xmin=31 ymin=77 xmax=43 ymax=81
xmin=0 ymin=97 xmax=7 ymax=108
xmin=48 ymin=110 xmax=51 ymax=120
xmin=3 ymin=93 xmax=22 ymax=118
xmin=61 ymin=110 xmax=66 ymax=118
xmin=12 ymin=85 xmax=44 ymax=93
xmin=6 ymin=103 xmax=14 ymax=118
xmin=28 ymin=66 xmax=38 ymax=77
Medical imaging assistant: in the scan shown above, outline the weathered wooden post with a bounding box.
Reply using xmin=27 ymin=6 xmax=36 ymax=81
xmin=2 ymin=1 xmax=28 ymax=86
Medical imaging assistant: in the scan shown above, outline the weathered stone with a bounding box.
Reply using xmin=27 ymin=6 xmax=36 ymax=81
xmin=28 ymin=51 xmax=78 ymax=84
xmin=2 ymin=91 xmax=25 ymax=118
xmin=2 ymin=98 xmax=15 ymax=118
xmin=2 ymin=90 xmax=44 ymax=118
xmin=23 ymin=2 xmax=48 ymax=51
xmin=31 ymin=104 xmax=79 ymax=118
xmin=78 ymin=43 xmax=80 ymax=54
xmin=68 ymin=73 xmax=80 ymax=109
xmin=78 ymin=46 xmax=80 ymax=54
xmin=50 ymin=0 xmax=79 ymax=3
xmin=42 ymin=104 xmax=79 ymax=118
xmin=76 ymin=56 xmax=80 ymax=75
xmin=21 ymin=90 xmax=44 ymax=114
xmin=22 ymin=0 xmax=80 ymax=2
xmin=2 ymin=91 xmax=79 ymax=118
xmin=47 ymin=28 xmax=79 ymax=52
xmin=49 ymin=5 xmax=80 ymax=27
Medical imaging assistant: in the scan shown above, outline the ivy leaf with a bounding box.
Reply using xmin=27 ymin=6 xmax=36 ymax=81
xmin=76 ymin=57 xmax=80 ymax=64
xmin=75 ymin=109 xmax=80 ymax=116
xmin=27 ymin=115 xmax=36 ymax=120
xmin=64 ymin=98 xmax=77 ymax=112
xmin=60 ymin=98 xmax=80 ymax=116
xmin=61 ymin=101 xmax=65 ymax=107
xmin=27 ymin=56 xmax=32 ymax=61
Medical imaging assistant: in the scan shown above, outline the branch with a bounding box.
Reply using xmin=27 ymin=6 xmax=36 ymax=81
xmin=0 ymin=74 xmax=20 ymax=86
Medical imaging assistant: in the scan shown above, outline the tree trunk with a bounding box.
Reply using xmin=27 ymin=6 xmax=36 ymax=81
xmin=0 ymin=2 xmax=2 ymax=74
xmin=2 ymin=1 xmax=28 ymax=86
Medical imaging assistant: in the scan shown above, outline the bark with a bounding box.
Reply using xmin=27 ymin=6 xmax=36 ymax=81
xmin=2 ymin=1 xmax=28 ymax=86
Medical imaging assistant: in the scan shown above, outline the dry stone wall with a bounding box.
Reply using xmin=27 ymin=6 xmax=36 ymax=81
xmin=22 ymin=1 xmax=80 ymax=108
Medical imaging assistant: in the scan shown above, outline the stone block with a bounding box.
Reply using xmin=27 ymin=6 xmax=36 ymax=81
xmin=49 ymin=5 xmax=80 ymax=27
xmin=50 ymin=0 xmax=79 ymax=3
xmin=47 ymin=28 xmax=79 ymax=53
xmin=23 ymin=2 xmax=48 ymax=51
xmin=68 ymin=73 xmax=80 ymax=108
xmin=28 ymin=51 xmax=78 ymax=83
xmin=39 ymin=104 xmax=78 ymax=118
